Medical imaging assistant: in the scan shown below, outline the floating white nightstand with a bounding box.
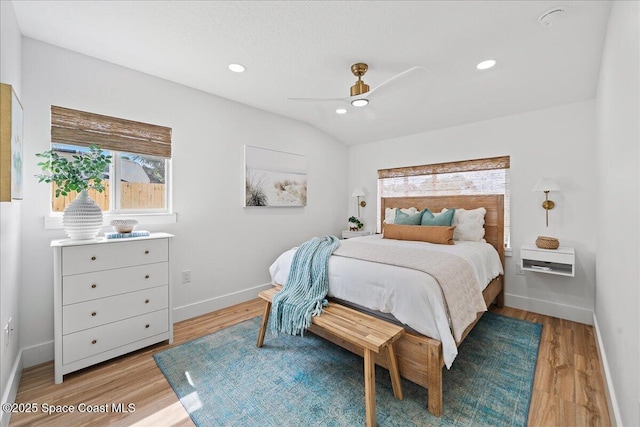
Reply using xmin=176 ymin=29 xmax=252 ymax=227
xmin=521 ymin=243 xmax=575 ymax=277
xmin=342 ymin=230 xmax=371 ymax=239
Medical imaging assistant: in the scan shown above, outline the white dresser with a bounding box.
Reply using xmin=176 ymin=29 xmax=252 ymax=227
xmin=52 ymin=232 xmax=174 ymax=383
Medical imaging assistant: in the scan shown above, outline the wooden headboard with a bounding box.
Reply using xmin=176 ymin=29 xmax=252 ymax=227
xmin=380 ymin=195 xmax=505 ymax=265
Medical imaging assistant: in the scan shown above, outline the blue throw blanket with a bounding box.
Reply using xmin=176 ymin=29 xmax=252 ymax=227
xmin=269 ymin=235 xmax=340 ymax=336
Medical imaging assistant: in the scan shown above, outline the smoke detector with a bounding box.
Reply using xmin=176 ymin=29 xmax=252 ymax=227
xmin=538 ymin=7 xmax=566 ymax=26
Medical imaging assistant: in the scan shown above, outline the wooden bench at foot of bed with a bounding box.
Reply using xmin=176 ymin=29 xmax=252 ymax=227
xmin=257 ymin=286 xmax=405 ymax=427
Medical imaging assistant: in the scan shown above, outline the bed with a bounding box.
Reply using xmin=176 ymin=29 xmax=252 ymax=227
xmin=269 ymin=194 xmax=505 ymax=416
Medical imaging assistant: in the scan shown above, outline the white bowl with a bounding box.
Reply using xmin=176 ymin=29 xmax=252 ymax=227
xmin=110 ymin=219 xmax=138 ymax=234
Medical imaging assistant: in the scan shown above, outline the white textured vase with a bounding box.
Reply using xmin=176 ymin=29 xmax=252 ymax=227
xmin=63 ymin=190 xmax=103 ymax=240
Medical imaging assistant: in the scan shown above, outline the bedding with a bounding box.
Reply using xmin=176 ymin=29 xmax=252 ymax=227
xmin=394 ymin=209 xmax=423 ymax=225
xmin=442 ymin=207 xmax=487 ymax=242
xmin=269 ymin=234 xmax=504 ymax=368
xmin=270 ymin=235 xmax=339 ymax=336
xmin=384 ymin=207 xmax=417 ymax=224
xmin=383 ymin=223 xmax=455 ymax=244
xmin=385 ymin=205 xmax=486 ymax=242
xmin=420 ymin=208 xmax=455 ymax=226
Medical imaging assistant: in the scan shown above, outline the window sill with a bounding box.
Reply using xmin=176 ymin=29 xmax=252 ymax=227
xmin=44 ymin=212 xmax=178 ymax=230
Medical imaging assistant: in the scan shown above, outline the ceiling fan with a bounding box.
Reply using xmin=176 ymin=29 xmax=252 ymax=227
xmin=288 ymin=63 xmax=427 ymax=108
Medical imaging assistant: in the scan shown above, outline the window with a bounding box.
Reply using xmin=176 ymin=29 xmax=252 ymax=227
xmin=50 ymin=106 xmax=172 ymax=213
xmin=378 ymin=156 xmax=510 ymax=247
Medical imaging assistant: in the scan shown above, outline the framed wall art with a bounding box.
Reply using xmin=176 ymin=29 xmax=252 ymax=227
xmin=244 ymin=145 xmax=307 ymax=207
xmin=0 ymin=83 xmax=24 ymax=201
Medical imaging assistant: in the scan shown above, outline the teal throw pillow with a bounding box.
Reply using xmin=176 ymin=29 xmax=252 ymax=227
xmin=421 ymin=208 xmax=455 ymax=226
xmin=395 ymin=209 xmax=423 ymax=225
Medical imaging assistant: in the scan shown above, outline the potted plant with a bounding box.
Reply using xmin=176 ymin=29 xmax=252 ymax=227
xmin=348 ymin=216 xmax=364 ymax=232
xmin=35 ymin=144 xmax=112 ymax=240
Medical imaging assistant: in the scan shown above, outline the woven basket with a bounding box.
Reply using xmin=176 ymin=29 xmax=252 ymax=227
xmin=536 ymin=236 xmax=559 ymax=250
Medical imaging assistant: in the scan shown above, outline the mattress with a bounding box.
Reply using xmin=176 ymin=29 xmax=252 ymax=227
xmin=269 ymin=234 xmax=504 ymax=367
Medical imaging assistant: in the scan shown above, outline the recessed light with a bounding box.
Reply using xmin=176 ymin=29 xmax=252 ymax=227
xmin=351 ymin=99 xmax=369 ymax=107
xmin=476 ymin=60 xmax=497 ymax=70
xmin=539 ymin=7 xmax=566 ymax=26
xmin=336 ymin=108 xmax=347 ymax=114
xmin=228 ymin=63 xmax=245 ymax=73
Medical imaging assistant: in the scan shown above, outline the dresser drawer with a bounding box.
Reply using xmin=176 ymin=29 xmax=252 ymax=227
xmin=63 ymin=309 xmax=169 ymax=364
xmin=63 ymin=285 xmax=168 ymax=334
xmin=62 ymin=238 xmax=169 ymax=275
xmin=63 ymin=262 xmax=168 ymax=305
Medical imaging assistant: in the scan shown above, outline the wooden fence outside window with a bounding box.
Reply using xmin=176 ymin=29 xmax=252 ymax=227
xmin=52 ymin=182 xmax=166 ymax=212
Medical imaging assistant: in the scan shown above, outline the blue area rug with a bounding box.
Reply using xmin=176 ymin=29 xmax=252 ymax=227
xmin=153 ymin=312 xmax=541 ymax=426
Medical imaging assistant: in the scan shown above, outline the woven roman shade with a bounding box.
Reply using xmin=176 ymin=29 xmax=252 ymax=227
xmin=51 ymin=106 xmax=172 ymax=158
xmin=378 ymin=156 xmax=509 ymax=179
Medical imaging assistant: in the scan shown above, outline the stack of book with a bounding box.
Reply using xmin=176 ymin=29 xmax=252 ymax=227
xmin=105 ymin=230 xmax=151 ymax=239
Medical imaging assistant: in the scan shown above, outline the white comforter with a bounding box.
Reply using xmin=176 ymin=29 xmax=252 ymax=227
xmin=269 ymin=234 xmax=504 ymax=368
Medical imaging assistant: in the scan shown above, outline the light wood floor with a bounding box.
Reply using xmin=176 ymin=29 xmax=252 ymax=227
xmin=10 ymin=300 xmax=611 ymax=427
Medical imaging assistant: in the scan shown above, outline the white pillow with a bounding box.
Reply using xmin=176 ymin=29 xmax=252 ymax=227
xmin=442 ymin=207 xmax=486 ymax=242
xmin=384 ymin=207 xmax=417 ymax=224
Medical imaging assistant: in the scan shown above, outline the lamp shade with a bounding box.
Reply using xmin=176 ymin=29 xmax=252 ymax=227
xmin=532 ymin=178 xmax=561 ymax=192
xmin=351 ymin=187 xmax=365 ymax=197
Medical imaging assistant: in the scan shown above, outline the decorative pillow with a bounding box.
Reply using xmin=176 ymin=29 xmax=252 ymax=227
xmin=442 ymin=207 xmax=486 ymax=241
xmin=421 ymin=208 xmax=455 ymax=226
xmin=394 ymin=209 xmax=424 ymax=225
xmin=383 ymin=224 xmax=456 ymax=245
xmin=384 ymin=207 xmax=417 ymax=224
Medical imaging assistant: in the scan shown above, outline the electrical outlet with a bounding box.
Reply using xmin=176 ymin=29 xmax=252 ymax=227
xmin=182 ymin=270 xmax=192 ymax=284
xmin=515 ymin=263 xmax=525 ymax=276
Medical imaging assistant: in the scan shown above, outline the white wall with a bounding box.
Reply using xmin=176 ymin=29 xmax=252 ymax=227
xmin=348 ymin=100 xmax=597 ymax=324
xmin=595 ymin=1 xmax=640 ymax=426
xmin=19 ymin=38 xmax=348 ymax=364
xmin=0 ymin=0 xmax=23 ymax=422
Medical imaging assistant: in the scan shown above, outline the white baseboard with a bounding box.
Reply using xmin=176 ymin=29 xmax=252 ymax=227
xmin=1 ymin=350 xmax=23 ymax=427
xmin=593 ymin=313 xmax=622 ymax=426
xmin=172 ymin=283 xmax=273 ymax=323
xmin=504 ymin=293 xmax=593 ymax=324
xmin=21 ymin=340 xmax=54 ymax=369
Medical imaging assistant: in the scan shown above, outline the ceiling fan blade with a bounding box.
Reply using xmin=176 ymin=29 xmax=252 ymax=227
xmin=367 ymin=66 xmax=428 ymax=99
xmin=287 ymin=96 xmax=347 ymax=103
xmin=362 ymin=104 xmax=378 ymax=123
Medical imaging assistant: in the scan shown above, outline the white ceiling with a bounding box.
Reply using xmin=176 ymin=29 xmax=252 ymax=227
xmin=11 ymin=1 xmax=612 ymax=146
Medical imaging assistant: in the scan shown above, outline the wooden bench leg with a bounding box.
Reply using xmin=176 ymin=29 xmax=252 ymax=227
xmin=364 ymin=348 xmax=376 ymax=427
xmin=256 ymin=300 xmax=271 ymax=348
xmin=427 ymin=343 xmax=443 ymax=416
xmin=386 ymin=344 xmax=403 ymax=400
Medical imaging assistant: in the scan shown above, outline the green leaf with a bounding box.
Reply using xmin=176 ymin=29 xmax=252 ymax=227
xmin=34 ymin=144 xmax=114 ymax=197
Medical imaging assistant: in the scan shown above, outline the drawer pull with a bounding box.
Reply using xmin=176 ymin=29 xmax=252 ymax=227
xmin=144 ymin=250 xmax=150 ymax=255
xmin=91 ymin=284 xmax=97 ymax=289
xmin=91 ymin=256 xmax=97 ymax=261
xmin=91 ymin=339 xmax=97 ymax=344
xmin=145 ymin=274 xmax=150 ymax=279
xmin=91 ymin=312 xmax=97 ymax=317
xmin=145 ymin=299 xmax=150 ymax=304
xmin=145 ymin=324 xmax=150 ymax=329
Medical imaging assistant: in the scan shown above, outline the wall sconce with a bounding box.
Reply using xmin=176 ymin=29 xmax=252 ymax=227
xmin=532 ymin=178 xmax=561 ymax=227
xmin=352 ymin=187 xmax=366 ymax=217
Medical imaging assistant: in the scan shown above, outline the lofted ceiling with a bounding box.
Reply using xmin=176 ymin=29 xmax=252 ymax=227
xmin=11 ymin=1 xmax=612 ymax=146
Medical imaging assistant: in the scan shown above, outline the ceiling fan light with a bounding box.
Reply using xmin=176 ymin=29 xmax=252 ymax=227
xmin=351 ymin=99 xmax=369 ymax=107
